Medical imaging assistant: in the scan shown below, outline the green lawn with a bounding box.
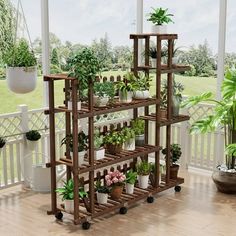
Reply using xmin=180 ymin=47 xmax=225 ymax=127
xmin=0 ymin=71 xmax=217 ymax=114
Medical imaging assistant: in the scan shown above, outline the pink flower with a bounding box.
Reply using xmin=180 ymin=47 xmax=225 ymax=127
xmin=113 ymin=177 xmax=119 ymax=183
xmin=105 ymin=175 xmax=110 ymax=181
xmin=106 ymin=179 xmax=112 ymax=186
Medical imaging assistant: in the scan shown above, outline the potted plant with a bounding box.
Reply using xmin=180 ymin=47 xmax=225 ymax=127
xmin=0 ymin=137 xmax=6 ymax=154
xmin=162 ymin=144 xmax=182 ymax=180
xmin=104 ymin=131 xmax=125 ymax=155
xmin=125 ymin=170 xmax=137 ymax=194
xmin=131 ymin=118 xmax=145 ymax=146
xmin=181 ymin=69 xmax=236 ymax=193
xmin=116 ymin=72 xmax=138 ymax=103
xmin=4 ymin=39 xmax=37 ymax=94
xmin=149 ymin=163 xmax=164 ymax=186
xmin=25 ymin=130 xmax=41 ymax=151
xmin=122 ymin=127 xmax=135 ymax=151
xmin=95 ymin=180 xmax=110 ymax=204
xmin=133 ymin=72 xmax=152 ymax=99
xmin=67 ymin=89 xmax=81 ymax=111
xmin=148 ymin=46 xmax=167 ymax=67
xmin=147 ymin=7 xmax=174 ymax=34
xmin=94 ymin=81 xmax=115 ymax=107
xmin=94 ymin=129 xmax=105 ymax=160
xmin=136 ymin=161 xmax=152 ymax=189
xmin=105 ymin=170 xmax=126 ymax=200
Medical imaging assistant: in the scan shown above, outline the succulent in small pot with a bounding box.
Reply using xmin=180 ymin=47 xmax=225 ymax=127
xmin=122 ymin=127 xmax=135 ymax=151
xmin=95 ymin=180 xmax=111 ymax=204
xmin=131 ymin=118 xmax=145 ymax=146
xmin=105 ymin=170 xmax=126 ymax=200
xmin=25 ymin=130 xmax=41 ymax=151
xmin=94 ymin=129 xmax=105 ymax=160
xmin=133 ymin=72 xmax=152 ymax=99
xmin=136 ymin=161 xmax=152 ymax=189
xmin=125 ymin=170 xmax=137 ymax=194
xmin=104 ymin=131 xmax=125 ymax=155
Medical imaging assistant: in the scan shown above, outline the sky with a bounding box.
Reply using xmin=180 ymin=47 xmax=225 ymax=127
xmin=12 ymin=0 xmax=236 ymax=53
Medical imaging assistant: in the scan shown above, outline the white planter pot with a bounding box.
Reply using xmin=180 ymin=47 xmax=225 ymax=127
xmin=96 ymin=192 xmax=108 ymax=204
xmin=68 ymin=101 xmax=81 ymax=110
xmin=151 ymin=58 xmax=157 ymax=68
xmin=138 ymin=175 xmax=149 ymax=189
xmin=119 ymin=91 xmax=133 ymax=103
xmin=123 ymin=138 xmax=135 ymax=151
xmin=93 ymin=95 xmax=109 ymax=107
xmin=64 ymin=199 xmax=74 ymax=213
xmin=134 ymin=90 xmax=150 ymax=99
xmin=152 ymin=25 xmax=167 ymax=34
xmin=26 ymin=140 xmax=39 ymax=151
xmin=94 ymin=148 xmax=105 ymax=160
xmin=70 ymin=151 xmax=86 ymax=166
xmin=172 ymin=57 xmax=178 ymax=65
xmin=6 ymin=66 xmax=37 ymax=94
xmin=125 ymin=183 xmax=134 ymax=194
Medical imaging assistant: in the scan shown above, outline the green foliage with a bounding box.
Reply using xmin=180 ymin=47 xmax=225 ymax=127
xmin=116 ymin=72 xmax=138 ymax=94
xmin=0 ymin=67 xmax=5 ymax=79
xmin=94 ymin=81 xmax=115 ymax=98
xmin=131 ymin=118 xmax=145 ymax=136
xmin=3 ymin=39 xmax=37 ymax=67
xmin=51 ymin=48 xmax=60 ymax=66
xmin=136 ymin=161 xmax=152 ymax=176
xmin=225 ymin=144 xmax=236 ymax=157
xmin=0 ymin=136 xmax=6 ymax=148
xmin=162 ymin=144 xmax=182 ymax=165
xmin=122 ymin=127 xmax=135 ymax=142
xmin=94 ymin=129 xmax=103 ymax=149
xmin=149 ymin=46 xmax=167 ymax=59
xmin=134 ymin=72 xmax=152 ymax=91
xmin=50 ymin=64 xmax=62 ymax=74
xmin=147 ymin=7 xmax=174 ymax=26
xmin=95 ymin=180 xmax=110 ymax=193
xmin=104 ymin=131 xmax=125 ymax=145
xmin=25 ymin=130 xmax=41 ymax=141
xmin=125 ymin=170 xmax=137 ymax=184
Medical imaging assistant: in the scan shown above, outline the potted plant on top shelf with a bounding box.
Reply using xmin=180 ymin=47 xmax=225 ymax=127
xmin=133 ymin=72 xmax=152 ymax=99
xmin=25 ymin=130 xmax=41 ymax=151
xmin=136 ymin=161 xmax=152 ymax=189
xmin=147 ymin=7 xmax=174 ymax=34
xmin=4 ymin=39 xmax=37 ymax=94
xmin=181 ymin=69 xmax=236 ymax=193
xmin=122 ymin=127 xmax=136 ymax=151
xmin=131 ymin=118 xmax=145 ymax=146
xmin=94 ymin=129 xmax=105 ymax=160
xmin=95 ymin=180 xmax=110 ymax=204
xmin=125 ymin=170 xmax=137 ymax=194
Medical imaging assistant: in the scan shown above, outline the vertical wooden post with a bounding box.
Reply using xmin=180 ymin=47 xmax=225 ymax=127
xmin=133 ymin=38 xmax=139 ymax=119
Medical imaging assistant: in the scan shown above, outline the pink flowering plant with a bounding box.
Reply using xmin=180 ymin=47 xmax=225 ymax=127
xmin=105 ymin=170 xmax=126 ymax=187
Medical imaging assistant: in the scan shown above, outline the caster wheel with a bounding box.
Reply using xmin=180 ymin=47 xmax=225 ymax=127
xmin=55 ymin=211 xmax=63 ymax=220
xmin=175 ymin=186 xmax=181 ymax=192
xmin=82 ymin=221 xmax=91 ymax=230
xmin=119 ymin=207 xmax=128 ymax=215
xmin=147 ymin=196 xmax=154 ymax=203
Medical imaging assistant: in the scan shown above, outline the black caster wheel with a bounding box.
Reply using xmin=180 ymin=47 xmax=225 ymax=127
xmin=119 ymin=207 xmax=128 ymax=215
xmin=175 ymin=186 xmax=181 ymax=192
xmin=147 ymin=196 xmax=154 ymax=203
xmin=55 ymin=211 xmax=63 ymax=220
xmin=82 ymin=221 xmax=91 ymax=230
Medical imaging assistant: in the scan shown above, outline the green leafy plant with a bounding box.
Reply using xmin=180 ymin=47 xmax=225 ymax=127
xmin=25 ymin=130 xmax=41 ymax=141
xmin=104 ymin=131 xmax=125 ymax=145
xmin=3 ymin=39 xmax=37 ymax=67
xmin=149 ymin=46 xmax=167 ymax=59
xmin=125 ymin=170 xmax=137 ymax=184
xmin=133 ymin=72 xmax=153 ymax=91
xmin=94 ymin=81 xmax=115 ymax=98
xmin=0 ymin=137 xmax=6 ymax=148
xmin=94 ymin=129 xmax=104 ymax=149
xmin=147 ymin=7 xmax=174 ymax=26
xmin=122 ymin=127 xmax=135 ymax=144
xmin=131 ymin=118 xmax=145 ymax=136
xmin=162 ymin=144 xmax=182 ymax=166
xmin=95 ymin=180 xmax=110 ymax=194
xmin=181 ymin=69 xmax=236 ymax=170
xmin=136 ymin=161 xmax=152 ymax=176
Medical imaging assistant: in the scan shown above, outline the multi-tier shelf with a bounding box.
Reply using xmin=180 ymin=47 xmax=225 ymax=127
xmin=44 ymin=33 xmax=190 ymax=229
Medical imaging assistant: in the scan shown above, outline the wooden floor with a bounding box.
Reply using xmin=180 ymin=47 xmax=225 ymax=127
xmin=0 ymin=170 xmax=236 ymax=236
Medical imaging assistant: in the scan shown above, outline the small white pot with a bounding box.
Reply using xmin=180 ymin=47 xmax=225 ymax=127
xmin=68 ymin=101 xmax=81 ymax=110
xmin=151 ymin=58 xmax=157 ymax=68
xmin=138 ymin=175 xmax=149 ymax=189
xmin=123 ymin=138 xmax=135 ymax=151
xmin=64 ymin=199 xmax=74 ymax=213
xmin=134 ymin=90 xmax=150 ymax=99
xmin=119 ymin=91 xmax=133 ymax=103
xmin=125 ymin=183 xmax=134 ymax=194
xmin=26 ymin=140 xmax=39 ymax=151
xmin=70 ymin=151 xmax=86 ymax=166
xmin=97 ymin=192 xmax=108 ymax=204
xmin=93 ymin=95 xmax=109 ymax=107
xmin=172 ymin=57 xmax=178 ymax=65
xmin=94 ymin=148 xmax=105 ymax=160
xmin=152 ymin=25 xmax=167 ymax=34
xmin=6 ymin=66 xmax=37 ymax=94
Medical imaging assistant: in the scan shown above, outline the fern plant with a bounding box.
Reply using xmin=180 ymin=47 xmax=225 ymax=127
xmin=147 ymin=7 xmax=174 ymax=26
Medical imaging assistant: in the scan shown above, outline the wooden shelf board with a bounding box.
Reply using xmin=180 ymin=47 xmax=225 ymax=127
xmin=130 ymin=33 xmax=178 ymax=40
xmin=131 ymin=65 xmax=191 ymax=73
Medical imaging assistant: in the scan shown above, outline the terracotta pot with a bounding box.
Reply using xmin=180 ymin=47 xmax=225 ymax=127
xmin=110 ymin=185 xmax=124 ymax=200
xmin=106 ymin=143 xmax=122 ymax=155
xmin=170 ymin=164 xmax=179 ymax=180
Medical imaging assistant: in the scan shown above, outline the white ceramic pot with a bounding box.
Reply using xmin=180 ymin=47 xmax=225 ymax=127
xmin=125 ymin=183 xmax=134 ymax=194
xmin=70 ymin=151 xmax=86 ymax=166
xmin=93 ymin=95 xmax=109 ymax=107
xmin=68 ymin=101 xmax=81 ymax=110
xmin=152 ymin=25 xmax=167 ymax=34
xmin=94 ymin=148 xmax=105 ymax=160
xmin=123 ymin=138 xmax=135 ymax=151
xmin=26 ymin=140 xmax=39 ymax=151
xmin=96 ymin=192 xmax=108 ymax=204
xmin=64 ymin=199 xmax=74 ymax=213
xmin=134 ymin=90 xmax=150 ymax=99
xmin=6 ymin=66 xmax=37 ymax=94
xmin=172 ymin=57 xmax=178 ymax=65
xmin=119 ymin=91 xmax=133 ymax=103
xmin=138 ymin=175 xmax=149 ymax=189
xmin=151 ymin=58 xmax=157 ymax=68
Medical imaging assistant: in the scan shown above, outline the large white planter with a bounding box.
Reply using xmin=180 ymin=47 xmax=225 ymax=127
xmin=70 ymin=151 xmax=86 ymax=166
xmin=6 ymin=66 xmax=37 ymax=94
xmin=125 ymin=183 xmax=134 ymax=194
xmin=123 ymin=138 xmax=135 ymax=151
xmin=96 ymin=192 xmax=108 ymax=204
xmin=134 ymin=90 xmax=150 ymax=99
xmin=94 ymin=148 xmax=105 ymax=160
xmin=26 ymin=140 xmax=39 ymax=151
xmin=93 ymin=96 xmax=109 ymax=107
xmin=64 ymin=199 xmax=74 ymax=213
xmin=119 ymin=91 xmax=133 ymax=103
xmin=138 ymin=175 xmax=149 ymax=189
xmin=152 ymin=25 xmax=167 ymax=34
xmin=68 ymin=101 xmax=81 ymax=110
